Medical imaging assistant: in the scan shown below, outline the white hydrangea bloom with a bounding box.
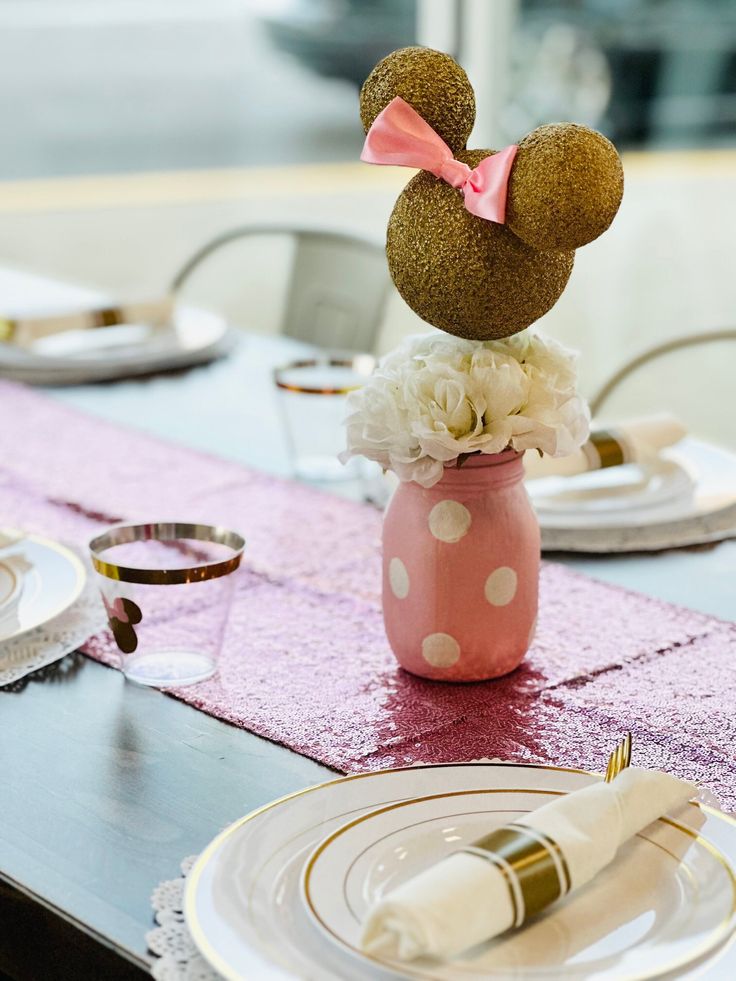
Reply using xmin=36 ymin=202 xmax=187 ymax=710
xmin=341 ymin=330 xmax=590 ymax=487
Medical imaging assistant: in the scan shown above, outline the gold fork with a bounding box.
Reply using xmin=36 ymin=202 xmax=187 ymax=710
xmin=604 ymin=732 xmax=632 ymax=782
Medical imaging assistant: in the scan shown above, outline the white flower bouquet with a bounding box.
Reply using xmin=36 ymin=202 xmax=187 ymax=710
xmin=342 ymin=331 xmax=590 ymax=488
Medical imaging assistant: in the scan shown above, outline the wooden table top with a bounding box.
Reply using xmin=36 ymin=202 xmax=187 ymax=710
xmin=1 ymin=330 xmax=735 ymax=978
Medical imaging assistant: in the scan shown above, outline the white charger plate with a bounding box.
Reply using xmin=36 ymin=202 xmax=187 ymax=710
xmin=0 ymin=305 xmax=233 ymax=385
xmin=535 ymin=439 xmax=736 ymax=552
xmin=0 ymin=533 xmax=86 ymax=642
xmin=184 ymin=763 xmax=736 ymax=981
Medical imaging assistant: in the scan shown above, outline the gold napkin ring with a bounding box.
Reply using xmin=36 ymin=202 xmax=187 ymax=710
xmin=462 ymin=823 xmax=571 ymax=927
xmin=585 ymin=429 xmax=628 ymax=469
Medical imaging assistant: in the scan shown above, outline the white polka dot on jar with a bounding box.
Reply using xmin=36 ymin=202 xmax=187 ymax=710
xmin=485 ymin=567 xmax=518 ymax=606
xmin=428 ymin=500 xmax=471 ymax=543
xmin=421 ymin=633 xmax=461 ymax=668
xmin=388 ymin=557 xmax=410 ymax=599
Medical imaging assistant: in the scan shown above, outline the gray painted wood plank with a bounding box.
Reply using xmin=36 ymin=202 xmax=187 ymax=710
xmin=0 ymin=655 xmax=330 ymax=966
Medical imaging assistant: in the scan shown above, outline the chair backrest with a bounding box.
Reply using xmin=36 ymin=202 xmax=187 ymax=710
xmin=590 ymin=329 xmax=736 ymax=448
xmin=171 ymin=225 xmax=391 ymax=353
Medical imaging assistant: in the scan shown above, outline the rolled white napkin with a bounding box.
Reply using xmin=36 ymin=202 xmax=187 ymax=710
xmin=2 ymin=296 xmax=174 ymax=348
xmin=361 ymin=767 xmax=695 ymax=962
xmin=523 ymin=413 xmax=687 ymax=480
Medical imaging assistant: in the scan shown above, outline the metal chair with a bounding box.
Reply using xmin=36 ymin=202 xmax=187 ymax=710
xmin=590 ymin=329 xmax=736 ymax=448
xmin=171 ymin=225 xmax=391 ymax=353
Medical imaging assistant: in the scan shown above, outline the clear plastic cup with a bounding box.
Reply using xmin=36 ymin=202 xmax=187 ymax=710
xmin=274 ymin=353 xmax=375 ymax=481
xmin=89 ymin=522 xmax=245 ymax=687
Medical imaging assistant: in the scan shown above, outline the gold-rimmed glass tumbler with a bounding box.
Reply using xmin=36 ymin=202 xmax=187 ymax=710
xmin=274 ymin=353 xmax=375 ymax=482
xmin=89 ymin=522 xmax=245 ymax=687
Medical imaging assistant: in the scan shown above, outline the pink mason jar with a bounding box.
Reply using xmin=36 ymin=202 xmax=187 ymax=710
xmin=382 ymin=450 xmax=540 ymax=681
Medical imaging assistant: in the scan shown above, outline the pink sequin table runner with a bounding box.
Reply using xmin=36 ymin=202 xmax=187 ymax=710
xmin=2 ymin=381 xmax=736 ymax=809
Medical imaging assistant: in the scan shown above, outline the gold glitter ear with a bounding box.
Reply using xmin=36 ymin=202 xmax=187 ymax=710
xmin=360 ymin=46 xmax=475 ymax=154
xmin=506 ymin=123 xmax=624 ymax=252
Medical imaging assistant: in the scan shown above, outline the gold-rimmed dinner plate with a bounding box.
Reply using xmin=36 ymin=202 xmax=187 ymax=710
xmin=304 ymin=789 xmax=736 ymax=980
xmin=184 ymin=764 xmax=736 ymax=980
xmin=0 ymin=533 xmax=86 ymax=643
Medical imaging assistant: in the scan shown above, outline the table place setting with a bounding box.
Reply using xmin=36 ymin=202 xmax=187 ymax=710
xmin=148 ymin=748 xmax=736 ymax=981
xmin=0 ymin=527 xmax=104 ymax=686
xmin=2 ymin=40 xmax=736 ymax=981
xmin=526 ymin=419 xmax=736 ymax=553
xmin=0 ymin=277 xmax=234 ymax=386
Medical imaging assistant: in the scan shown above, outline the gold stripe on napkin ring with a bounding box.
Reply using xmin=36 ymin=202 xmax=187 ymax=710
xmin=5 ymin=297 xmax=174 ymax=347
xmin=584 ymin=429 xmax=629 ymax=470
xmin=508 ymin=823 xmax=572 ymax=895
xmin=462 ymin=824 xmax=568 ymax=927
xmin=93 ymin=306 xmax=125 ymax=328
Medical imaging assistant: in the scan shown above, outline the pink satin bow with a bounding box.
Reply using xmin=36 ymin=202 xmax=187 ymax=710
xmin=361 ymin=96 xmax=518 ymax=225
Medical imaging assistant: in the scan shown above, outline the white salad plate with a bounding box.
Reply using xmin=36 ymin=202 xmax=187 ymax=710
xmin=534 ymin=438 xmax=736 ymax=552
xmin=0 ymin=558 xmax=23 ymax=616
xmin=185 ymin=763 xmax=736 ymax=980
xmin=0 ymin=305 xmax=233 ymax=385
xmin=0 ymin=533 xmax=86 ymax=642
xmin=529 ymin=458 xmax=694 ymax=520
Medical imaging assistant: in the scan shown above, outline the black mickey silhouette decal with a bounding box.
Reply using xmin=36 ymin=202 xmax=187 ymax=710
xmin=103 ymin=596 xmax=143 ymax=654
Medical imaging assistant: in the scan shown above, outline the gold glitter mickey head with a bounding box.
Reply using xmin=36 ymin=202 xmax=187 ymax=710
xmin=360 ymin=47 xmax=624 ymax=340
xmin=104 ymin=596 xmax=143 ymax=655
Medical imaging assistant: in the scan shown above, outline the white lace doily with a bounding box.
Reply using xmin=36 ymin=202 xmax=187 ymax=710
xmin=0 ymin=563 xmax=106 ymax=687
xmin=148 ymin=856 xmax=221 ymax=981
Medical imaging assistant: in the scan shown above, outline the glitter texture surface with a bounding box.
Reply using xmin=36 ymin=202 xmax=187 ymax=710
xmin=507 ymin=123 xmax=624 ymax=252
xmin=360 ymin=47 xmax=475 ymax=153
xmin=363 ymin=47 xmax=622 ymax=340
xmin=2 ymin=382 xmax=735 ymax=809
xmin=387 ymin=154 xmax=575 ymax=338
